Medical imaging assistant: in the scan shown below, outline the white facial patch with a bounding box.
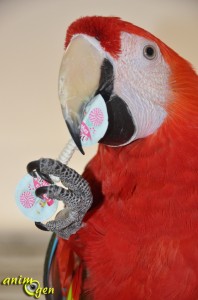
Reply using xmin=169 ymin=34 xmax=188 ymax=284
xmin=114 ymin=32 xmax=171 ymax=143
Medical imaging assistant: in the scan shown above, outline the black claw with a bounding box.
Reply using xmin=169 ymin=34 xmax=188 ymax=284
xmin=35 ymin=222 xmax=49 ymax=231
xmin=26 ymin=160 xmax=54 ymax=184
xmin=37 ymin=170 xmax=54 ymax=184
xmin=35 ymin=186 xmax=48 ymax=198
xmin=27 ymin=160 xmax=40 ymax=175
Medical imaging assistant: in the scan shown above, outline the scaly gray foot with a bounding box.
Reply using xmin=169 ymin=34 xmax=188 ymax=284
xmin=27 ymin=158 xmax=93 ymax=239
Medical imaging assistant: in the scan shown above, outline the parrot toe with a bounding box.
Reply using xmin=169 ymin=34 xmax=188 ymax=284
xmin=27 ymin=158 xmax=93 ymax=239
xmin=35 ymin=222 xmax=49 ymax=231
xmin=27 ymin=160 xmax=54 ymax=184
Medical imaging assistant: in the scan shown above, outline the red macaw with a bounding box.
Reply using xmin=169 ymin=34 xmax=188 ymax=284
xmin=28 ymin=16 xmax=198 ymax=300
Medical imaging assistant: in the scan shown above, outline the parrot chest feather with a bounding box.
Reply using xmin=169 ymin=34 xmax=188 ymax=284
xmin=71 ymin=126 xmax=198 ymax=300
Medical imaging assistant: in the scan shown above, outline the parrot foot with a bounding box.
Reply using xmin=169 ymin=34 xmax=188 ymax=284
xmin=27 ymin=158 xmax=93 ymax=239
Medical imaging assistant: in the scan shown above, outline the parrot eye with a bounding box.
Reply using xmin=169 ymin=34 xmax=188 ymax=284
xmin=143 ymin=45 xmax=157 ymax=60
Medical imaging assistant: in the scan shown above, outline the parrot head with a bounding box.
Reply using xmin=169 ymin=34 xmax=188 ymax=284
xmin=59 ymin=16 xmax=198 ymax=154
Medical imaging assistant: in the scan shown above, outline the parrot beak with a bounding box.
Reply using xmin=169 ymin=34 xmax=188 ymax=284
xmin=59 ymin=34 xmax=135 ymax=153
xmin=58 ymin=35 xmax=106 ymax=154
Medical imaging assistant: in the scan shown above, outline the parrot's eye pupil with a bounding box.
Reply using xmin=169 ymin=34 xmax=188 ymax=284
xmin=143 ymin=45 xmax=157 ymax=60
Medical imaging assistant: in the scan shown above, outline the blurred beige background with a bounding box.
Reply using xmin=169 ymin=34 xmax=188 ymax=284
xmin=0 ymin=0 xmax=197 ymax=299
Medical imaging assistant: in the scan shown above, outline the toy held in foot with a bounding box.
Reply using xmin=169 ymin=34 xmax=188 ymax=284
xmin=15 ymin=172 xmax=58 ymax=222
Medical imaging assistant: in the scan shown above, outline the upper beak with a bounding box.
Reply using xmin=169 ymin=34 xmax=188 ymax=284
xmin=58 ymin=35 xmax=105 ymax=154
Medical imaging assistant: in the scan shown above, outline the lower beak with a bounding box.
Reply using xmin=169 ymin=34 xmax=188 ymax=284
xmin=58 ymin=35 xmax=105 ymax=154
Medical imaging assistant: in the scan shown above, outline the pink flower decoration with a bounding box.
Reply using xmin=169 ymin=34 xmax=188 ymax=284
xmin=89 ymin=108 xmax=104 ymax=126
xmin=20 ymin=191 xmax=35 ymax=208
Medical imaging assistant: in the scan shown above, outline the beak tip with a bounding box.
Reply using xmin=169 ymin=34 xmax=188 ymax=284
xmin=79 ymin=145 xmax=85 ymax=155
xmin=65 ymin=120 xmax=85 ymax=155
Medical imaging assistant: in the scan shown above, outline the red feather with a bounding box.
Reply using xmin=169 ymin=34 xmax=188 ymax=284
xmin=56 ymin=238 xmax=74 ymax=296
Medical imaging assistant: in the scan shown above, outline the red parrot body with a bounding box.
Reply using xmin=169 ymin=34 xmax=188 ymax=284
xmin=54 ymin=17 xmax=198 ymax=300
